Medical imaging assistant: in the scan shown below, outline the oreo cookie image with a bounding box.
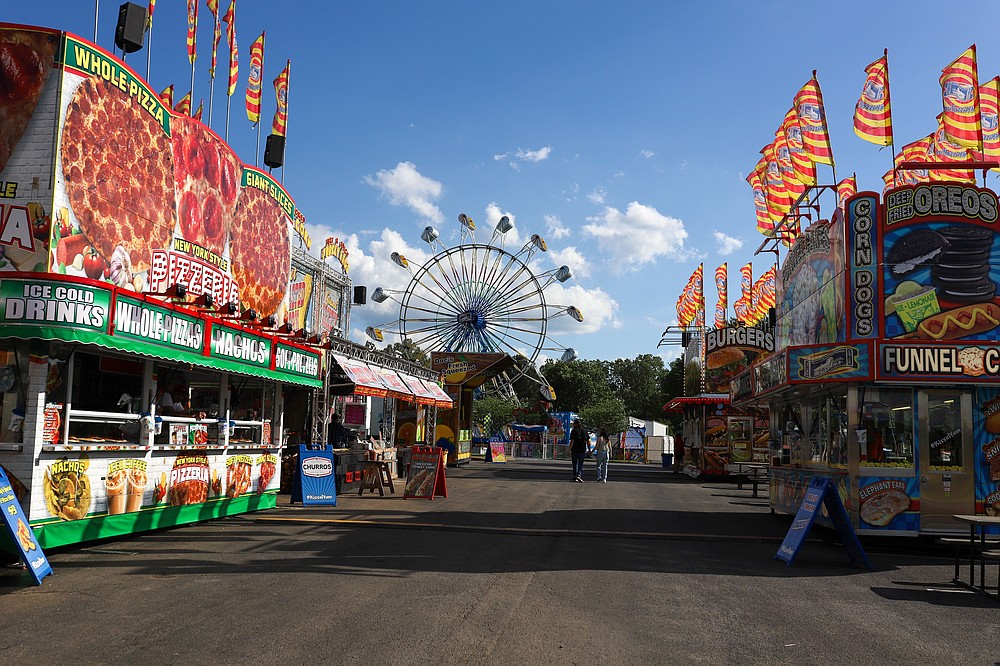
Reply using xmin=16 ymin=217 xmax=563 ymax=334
xmin=939 ymin=225 xmax=994 ymax=250
xmin=930 ymin=225 xmax=995 ymax=303
xmin=886 ymin=229 xmax=951 ymax=276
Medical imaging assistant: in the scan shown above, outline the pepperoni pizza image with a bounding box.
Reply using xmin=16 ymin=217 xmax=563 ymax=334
xmin=170 ymin=114 xmax=242 ymax=256
xmin=0 ymin=28 xmax=59 ymax=173
xmin=60 ymin=75 xmax=176 ymax=272
xmin=229 ymin=184 xmax=291 ymax=316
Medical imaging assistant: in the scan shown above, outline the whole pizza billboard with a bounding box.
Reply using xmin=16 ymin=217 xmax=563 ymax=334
xmin=0 ymin=26 xmax=305 ymax=325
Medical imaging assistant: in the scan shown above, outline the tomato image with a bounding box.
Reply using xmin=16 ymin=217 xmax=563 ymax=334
xmin=83 ymin=245 xmax=105 ymax=279
xmin=31 ymin=214 xmax=50 ymax=241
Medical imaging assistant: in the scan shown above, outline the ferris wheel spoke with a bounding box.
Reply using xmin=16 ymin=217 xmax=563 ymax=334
xmin=441 ymin=248 xmax=473 ymax=306
xmin=411 ymin=269 xmax=467 ymax=313
xmin=486 ymin=274 xmax=543 ymax=311
xmin=404 ymin=292 xmax=461 ymax=316
xmin=487 ymin=291 xmax=545 ymax=316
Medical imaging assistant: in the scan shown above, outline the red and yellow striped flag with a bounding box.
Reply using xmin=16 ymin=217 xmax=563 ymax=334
xmin=193 ymin=99 xmax=204 ymax=121
xmin=930 ymin=115 xmax=976 ymax=183
xmin=836 ymin=174 xmax=857 ymax=213
xmin=207 ymin=0 xmax=221 ymax=79
xmin=940 ymin=45 xmax=981 ymax=149
xmin=271 ymin=59 xmax=290 ymax=136
xmin=222 ymin=0 xmax=238 ymax=96
xmin=676 ymin=289 xmax=694 ymax=327
xmin=979 ymin=76 xmax=1000 ymax=167
xmin=761 ymin=143 xmax=791 ymax=222
xmin=759 ymin=266 xmax=776 ymax=313
xmin=782 ymin=107 xmax=816 ymax=187
xmin=246 ymin=32 xmax=265 ymax=123
xmin=186 ymin=0 xmax=198 ymax=64
xmin=159 ymin=84 xmax=174 ymax=107
xmin=854 ymin=50 xmax=893 ymax=146
xmin=747 ymin=170 xmax=772 ymax=237
xmin=794 ymin=72 xmax=835 ymax=166
xmin=174 ymin=92 xmax=191 ymax=116
xmin=894 ymin=135 xmax=932 ymax=186
xmin=774 ymin=128 xmax=805 ymax=201
xmin=882 ymin=168 xmax=897 ymax=194
xmin=693 ymin=264 xmax=705 ymax=328
xmin=713 ymin=263 xmax=727 ymax=330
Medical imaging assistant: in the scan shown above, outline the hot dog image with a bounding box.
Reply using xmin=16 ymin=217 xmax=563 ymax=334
xmin=911 ymin=301 xmax=1000 ymax=340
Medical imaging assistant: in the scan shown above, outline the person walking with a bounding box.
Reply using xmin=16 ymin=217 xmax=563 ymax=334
xmin=595 ymin=429 xmax=611 ymax=482
xmin=569 ymin=419 xmax=588 ymax=482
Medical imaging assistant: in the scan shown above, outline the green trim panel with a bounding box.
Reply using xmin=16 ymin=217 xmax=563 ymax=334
xmin=31 ymin=493 xmax=277 ymax=550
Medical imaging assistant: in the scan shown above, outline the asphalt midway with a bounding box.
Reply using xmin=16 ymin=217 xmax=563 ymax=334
xmin=2 ymin=459 xmax=998 ymax=665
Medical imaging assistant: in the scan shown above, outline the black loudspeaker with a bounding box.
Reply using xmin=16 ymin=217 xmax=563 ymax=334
xmin=264 ymin=134 xmax=285 ymax=168
xmin=768 ymin=307 xmax=776 ymax=329
xmin=114 ymin=2 xmax=147 ymax=54
xmin=353 ymin=286 xmax=367 ymax=305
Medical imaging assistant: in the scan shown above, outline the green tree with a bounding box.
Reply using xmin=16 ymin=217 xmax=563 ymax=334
xmin=578 ymin=397 xmax=628 ymax=436
xmin=382 ymin=339 xmax=430 ymax=367
xmin=540 ymin=358 xmax=611 ymax=412
xmin=472 ymin=393 xmax=515 ymax=435
xmin=609 ymin=354 xmax=667 ymax=421
xmin=659 ymin=356 xmax=685 ymax=434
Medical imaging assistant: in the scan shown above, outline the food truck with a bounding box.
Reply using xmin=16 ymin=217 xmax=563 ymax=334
xmin=0 ymin=25 xmax=333 ymax=550
xmin=665 ymin=324 xmax=772 ymax=478
xmin=731 ymin=183 xmax=1000 ymax=535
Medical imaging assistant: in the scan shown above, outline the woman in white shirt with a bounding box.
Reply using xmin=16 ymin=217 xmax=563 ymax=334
xmin=595 ymin=429 xmax=611 ymax=483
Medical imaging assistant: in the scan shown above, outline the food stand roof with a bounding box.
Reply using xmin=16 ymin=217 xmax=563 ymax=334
xmin=326 ymin=339 xmax=450 ymax=407
xmin=0 ymin=274 xmax=323 ymax=388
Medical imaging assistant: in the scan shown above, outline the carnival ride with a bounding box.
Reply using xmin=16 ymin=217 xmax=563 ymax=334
xmin=368 ymin=214 xmax=582 ymax=400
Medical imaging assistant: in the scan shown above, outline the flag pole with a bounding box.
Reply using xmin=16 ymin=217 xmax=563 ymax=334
xmin=94 ymin=1 xmax=99 ymax=43
xmin=281 ymin=61 xmax=290 ymax=184
xmin=255 ymin=121 xmax=261 ymax=167
xmin=208 ymin=75 xmax=215 ymax=128
xmin=225 ymin=94 xmax=231 ymax=141
xmin=145 ymin=19 xmax=153 ymax=81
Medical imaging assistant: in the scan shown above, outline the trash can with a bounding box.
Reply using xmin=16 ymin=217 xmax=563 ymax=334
xmin=661 ymin=453 xmax=673 ymax=469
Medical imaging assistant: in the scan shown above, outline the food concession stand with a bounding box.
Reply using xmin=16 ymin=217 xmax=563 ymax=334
xmin=430 ymin=352 xmax=513 ymax=466
xmin=0 ymin=25 xmax=327 ymax=550
xmin=664 ymin=325 xmax=772 ymax=478
xmin=732 ymin=184 xmax=1000 ymax=536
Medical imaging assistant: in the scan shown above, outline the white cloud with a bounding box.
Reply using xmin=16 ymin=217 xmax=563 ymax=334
xmin=582 ymin=201 xmax=690 ymax=274
xmin=544 ymin=214 xmax=570 ymax=240
xmin=549 ymin=246 xmax=591 ymax=279
xmin=713 ymin=231 xmax=744 ymax=256
xmin=363 ymin=161 xmax=444 ymax=223
xmin=640 ymin=149 xmax=655 ymax=159
xmin=544 ymin=282 xmax=620 ymax=337
xmin=484 ymin=202 xmax=524 ymax=247
xmin=494 ymin=145 xmax=553 ymax=169
xmin=587 ymin=186 xmax=607 ymax=205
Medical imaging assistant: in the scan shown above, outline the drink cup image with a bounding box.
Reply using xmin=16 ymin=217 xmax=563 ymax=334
xmin=890 ymin=285 xmax=940 ymax=332
xmin=125 ymin=467 xmax=148 ymax=512
xmin=105 ymin=470 xmax=127 ymax=515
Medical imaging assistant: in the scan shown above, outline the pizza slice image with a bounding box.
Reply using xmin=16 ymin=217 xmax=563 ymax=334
xmin=0 ymin=28 xmax=59 ymax=173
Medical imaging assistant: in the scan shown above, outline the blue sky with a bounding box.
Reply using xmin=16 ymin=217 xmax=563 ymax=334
xmin=11 ymin=1 xmax=1000 ymax=364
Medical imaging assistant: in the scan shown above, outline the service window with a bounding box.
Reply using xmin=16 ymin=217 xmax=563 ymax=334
xmin=858 ymin=387 xmax=914 ymax=469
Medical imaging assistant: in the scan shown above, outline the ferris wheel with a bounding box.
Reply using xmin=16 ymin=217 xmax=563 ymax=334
xmin=367 ymin=213 xmax=582 ymax=399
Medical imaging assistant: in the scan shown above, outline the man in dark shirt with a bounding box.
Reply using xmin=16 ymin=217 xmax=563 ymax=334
xmin=569 ymin=420 xmax=588 ymax=482
xmin=328 ymin=413 xmax=349 ymax=448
